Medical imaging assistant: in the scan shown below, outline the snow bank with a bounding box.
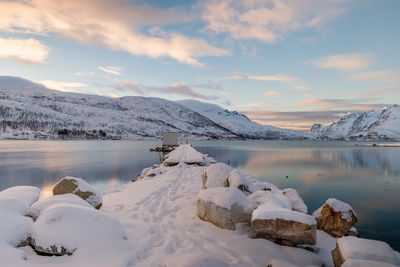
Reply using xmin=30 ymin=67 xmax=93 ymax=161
xmin=282 ymin=188 xmax=308 ymax=214
xmin=337 ymin=236 xmax=399 ymax=266
xmin=198 ymin=187 xmax=253 ymax=212
xmin=31 ymin=203 xmax=131 ymax=255
xmin=252 ymin=205 xmax=316 ymax=226
xmin=248 ymin=190 xmax=292 ymax=210
xmin=164 ymin=144 xmax=206 ymax=165
xmin=31 ymin=193 xmax=92 ymax=219
xmin=0 ymin=186 xmax=40 ymax=206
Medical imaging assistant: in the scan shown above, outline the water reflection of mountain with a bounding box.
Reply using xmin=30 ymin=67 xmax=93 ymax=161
xmin=331 ymin=148 xmax=400 ymax=176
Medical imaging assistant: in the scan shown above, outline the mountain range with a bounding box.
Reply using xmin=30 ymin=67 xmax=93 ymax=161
xmin=0 ymin=76 xmax=398 ymax=141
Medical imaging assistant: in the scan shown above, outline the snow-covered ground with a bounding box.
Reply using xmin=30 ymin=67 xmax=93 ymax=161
xmin=1 ymin=145 xmax=399 ymax=266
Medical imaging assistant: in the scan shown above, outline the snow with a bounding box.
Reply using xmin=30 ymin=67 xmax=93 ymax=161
xmin=0 ymin=186 xmax=40 ymax=206
xmin=247 ymin=190 xmax=292 ymax=210
xmin=31 ymin=203 xmax=131 ymax=256
xmin=253 ymin=181 xmax=280 ymax=192
xmin=55 ymin=176 xmax=102 ymax=208
xmin=163 ymin=144 xmax=206 ymax=165
xmin=311 ymin=105 xmax=400 ymax=141
xmin=252 ymin=205 xmax=316 ymax=226
xmin=267 ymin=259 xmax=300 ymax=267
xmin=177 ymin=99 xmax=312 ymax=140
xmin=282 ymin=188 xmax=308 ymax=214
xmin=337 ymin=236 xmax=400 ymax=266
xmin=341 ymin=259 xmax=399 ymax=267
xmin=326 ymin=198 xmax=355 ymax=222
xmin=30 ymin=194 xmax=92 ymax=219
xmin=197 ymin=187 xmax=253 ymax=212
xmin=312 ymin=206 xmax=323 ymax=218
xmin=203 ymin=162 xmax=233 ymax=188
xmin=227 ymin=169 xmax=256 ymax=192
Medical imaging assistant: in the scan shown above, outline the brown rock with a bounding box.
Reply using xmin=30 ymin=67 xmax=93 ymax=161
xmin=31 ymin=239 xmax=73 ymax=256
xmin=332 ymin=243 xmax=345 ymax=267
xmin=313 ymin=199 xmax=357 ymax=238
xmin=251 ymin=218 xmax=317 ymax=246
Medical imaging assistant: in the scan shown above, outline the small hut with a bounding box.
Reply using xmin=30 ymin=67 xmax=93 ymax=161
xmin=162 ymin=131 xmax=179 ymax=147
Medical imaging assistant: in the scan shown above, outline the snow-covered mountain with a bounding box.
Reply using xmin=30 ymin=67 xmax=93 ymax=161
xmin=311 ymin=105 xmax=400 ymax=140
xmin=177 ymin=100 xmax=311 ymax=139
xmin=0 ymin=76 xmax=237 ymax=140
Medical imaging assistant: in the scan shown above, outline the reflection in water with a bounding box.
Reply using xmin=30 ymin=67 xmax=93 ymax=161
xmin=193 ymin=140 xmax=400 ymax=251
xmin=0 ymin=140 xmax=399 ymax=251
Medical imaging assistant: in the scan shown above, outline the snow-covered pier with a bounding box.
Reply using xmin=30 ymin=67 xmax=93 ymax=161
xmin=0 ymin=144 xmax=399 ymax=266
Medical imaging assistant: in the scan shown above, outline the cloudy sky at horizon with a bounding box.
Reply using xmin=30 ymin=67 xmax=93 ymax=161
xmin=0 ymin=0 xmax=399 ymax=130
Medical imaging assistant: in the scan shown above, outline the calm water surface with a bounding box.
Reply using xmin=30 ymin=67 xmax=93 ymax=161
xmin=0 ymin=140 xmax=399 ymax=251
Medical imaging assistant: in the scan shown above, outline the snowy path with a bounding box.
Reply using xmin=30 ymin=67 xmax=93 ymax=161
xmin=101 ymin=164 xmax=323 ymax=267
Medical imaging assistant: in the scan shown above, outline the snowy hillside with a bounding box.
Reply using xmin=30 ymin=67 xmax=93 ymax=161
xmin=177 ymin=100 xmax=311 ymax=139
xmin=0 ymin=76 xmax=237 ymax=140
xmin=311 ymin=105 xmax=400 ymax=141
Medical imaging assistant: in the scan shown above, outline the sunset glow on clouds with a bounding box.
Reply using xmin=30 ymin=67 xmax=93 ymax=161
xmin=0 ymin=0 xmax=399 ymax=130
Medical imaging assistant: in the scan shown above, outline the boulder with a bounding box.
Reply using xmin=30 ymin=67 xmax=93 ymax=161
xmin=282 ymin=188 xmax=308 ymax=214
xmin=332 ymin=236 xmax=399 ymax=267
xmin=31 ymin=203 xmax=128 ymax=256
xmin=252 ymin=182 xmax=279 ymax=192
xmin=227 ymin=169 xmax=255 ymax=193
xmin=251 ymin=205 xmax=317 ymax=246
xmin=247 ymin=190 xmax=292 ymax=210
xmin=0 ymin=186 xmax=40 ymax=206
xmin=313 ymin=198 xmax=357 ymax=237
xmin=163 ymin=144 xmax=206 ymax=166
xmin=197 ymin=187 xmax=253 ymax=230
xmin=53 ymin=176 xmax=103 ymax=209
xmin=202 ymin=163 xmax=233 ymax=189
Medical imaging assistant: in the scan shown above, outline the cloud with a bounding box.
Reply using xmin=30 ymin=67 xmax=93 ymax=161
xmin=0 ymin=0 xmax=229 ymax=66
xmin=75 ymin=71 xmax=94 ymax=76
xmin=264 ymin=91 xmax=283 ymax=96
xmin=38 ymin=80 xmax=87 ymax=92
xmin=105 ymin=93 xmax=120 ymax=98
xmin=115 ymin=80 xmax=217 ymax=100
xmin=98 ymin=66 xmax=123 ymax=76
xmin=202 ymin=0 xmax=348 ymax=43
xmin=227 ymin=71 xmax=296 ymax=82
xmin=0 ymin=36 xmax=50 ymax=64
xmin=297 ymin=98 xmax=387 ymax=111
xmin=349 ymin=70 xmax=400 ymax=83
xmin=309 ymin=53 xmax=373 ymax=72
xmin=365 ymin=86 xmax=400 ymax=94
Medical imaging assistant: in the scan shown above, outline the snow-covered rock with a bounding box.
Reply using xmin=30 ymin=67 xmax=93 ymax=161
xmin=202 ymin=163 xmax=233 ymax=189
xmin=0 ymin=198 xmax=33 ymax=247
xmin=311 ymin=105 xmax=400 ymax=141
xmin=341 ymin=259 xmax=399 ymax=267
xmin=313 ymin=198 xmax=357 ymax=238
xmin=0 ymin=186 xmax=40 ymax=206
xmin=53 ymin=176 xmax=103 ymax=209
xmin=282 ymin=188 xmax=308 ymax=214
xmin=227 ymin=169 xmax=255 ymax=193
xmin=247 ymin=190 xmax=292 ymax=210
xmin=178 ymin=99 xmax=311 ymax=140
xmin=163 ymin=144 xmax=206 ymax=166
xmin=31 ymin=193 xmax=93 ymax=219
xmin=332 ymin=236 xmax=400 ymax=267
xmin=31 ymin=203 xmax=130 ymax=256
xmin=197 ymin=187 xmax=253 ymax=230
xmin=252 ymin=181 xmax=280 ymax=192
xmin=251 ymin=205 xmax=317 ymax=246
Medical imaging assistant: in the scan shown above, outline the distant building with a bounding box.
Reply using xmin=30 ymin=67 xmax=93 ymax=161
xmin=162 ymin=131 xmax=179 ymax=146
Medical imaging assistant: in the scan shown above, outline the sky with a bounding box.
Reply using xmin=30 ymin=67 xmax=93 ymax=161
xmin=0 ymin=0 xmax=399 ymax=130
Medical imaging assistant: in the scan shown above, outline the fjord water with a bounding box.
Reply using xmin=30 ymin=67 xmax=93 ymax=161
xmin=0 ymin=140 xmax=399 ymax=251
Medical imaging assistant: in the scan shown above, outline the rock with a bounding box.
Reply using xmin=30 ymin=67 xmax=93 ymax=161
xmin=227 ymin=169 xmax=255 ymax=193
xmin=197 ymin=187 xmax=253 ymax=230
xmin=282 ymin=188 xmax=308 ymax=214
xmin=202 ymin=163 xmax=233 ymax=189
xmin=31 ymin=203 xmax=128 ymax=256
xmin=313 ymin=198 xmax=357 ymax=237
xmin=346 ymin=227 xmax=360 ymax=237
xmin=163 ymin=144 xmax=206 ymax=166
xmin=247 ymin=190 xmax=292 ymax=210
xmin=251 ymin=205 xmax=317 ymax=246
xmin=331 ymin=236 xmax=400 ymax=267
xmin=0 ymin=186 xmax=40 ymax=206
xmin=31 ymin=193 xmax=93 ymax=219
xmin=53 ymin=176 xmax=103 ymax=209
xmin=252 ymin=182 xmax=279 ymax=192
